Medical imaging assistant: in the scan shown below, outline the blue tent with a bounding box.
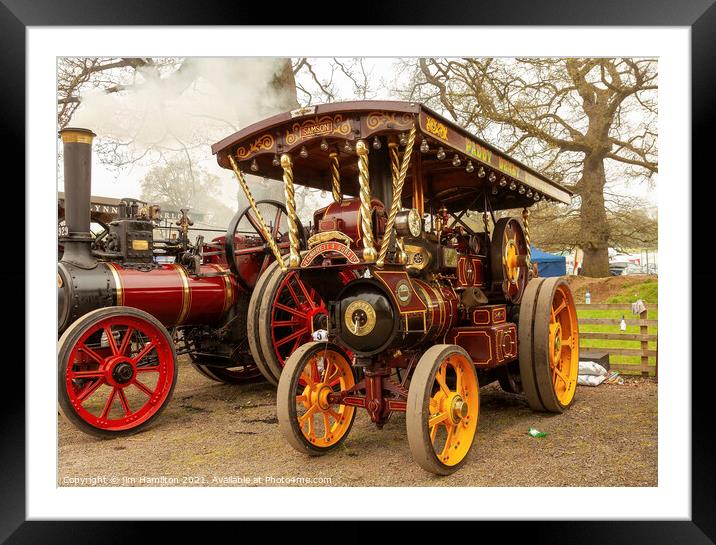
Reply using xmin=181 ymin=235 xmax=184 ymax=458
xmin=531 ymin=247 xmax=567 ymax=277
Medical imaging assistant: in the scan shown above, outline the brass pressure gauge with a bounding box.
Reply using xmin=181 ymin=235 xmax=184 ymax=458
xmin=395 ymin=208 xmax=423 ymax=238
xmin=344 ymin=300 xmax=377 ymax=337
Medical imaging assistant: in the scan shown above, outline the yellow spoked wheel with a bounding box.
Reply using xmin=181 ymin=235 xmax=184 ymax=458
xmin=504 ymin=239 xmax=520 ymax=283
xmin=406 ymin=345 xmax=480 ymax=475
xmin=490 ymin=217 xmax=528 ymax=304
xmin=277 ymin=342 xmax=356 ymax=455
xmin=518 ymin=277 xmax=579 ymax=413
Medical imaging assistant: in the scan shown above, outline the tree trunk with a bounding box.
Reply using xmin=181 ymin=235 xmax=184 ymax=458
xmin=271 ymin=59 xmax=300 ymax=110
xmin=578 ymin=152 xmax=611 ymax=277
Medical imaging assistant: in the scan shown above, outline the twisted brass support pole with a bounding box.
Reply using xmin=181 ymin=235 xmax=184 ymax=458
xmin=281 ymin=154 xmax=301 ymax=268
xmin=522 ymin=207 xmax=532 ymax=271
xmin=377 ymin=125 xmax=417 ymax=268
xmin=228 ymin=154 xmax=286 ymax=272
xmin=388 ymin=137 xmax=400 ymax=192
xmin=329 ymin=151 xmax=341 ymax=203
xmin=387 ymin=136 xmax=404 ymax=264
xmin=356 ymin=140 xmax=377 ymax=263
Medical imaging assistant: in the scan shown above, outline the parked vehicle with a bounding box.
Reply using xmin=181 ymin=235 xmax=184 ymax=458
xmin=57 ymin=129 xmax=320 ymax=437
xmin=212 ymin=101 xmax=580 ymax=474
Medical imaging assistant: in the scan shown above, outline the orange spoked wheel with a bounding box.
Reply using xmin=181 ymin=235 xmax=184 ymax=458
xmin=277 ymin=342 xmax=357 ymax=455
xmin=518 ymin=277 xmax=579 ymax=413
xmin=406 ymin=345 xmax=480 ymax=475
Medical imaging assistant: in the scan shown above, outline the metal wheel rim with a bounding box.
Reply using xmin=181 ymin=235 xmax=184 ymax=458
xmin=425 ymin=352 xmax=479 ymax=467
xmin=548 ymin=284 xmax=579 ymax=405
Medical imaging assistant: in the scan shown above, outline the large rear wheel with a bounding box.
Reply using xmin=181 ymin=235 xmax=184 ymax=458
xmin=249 ymin=261 xmax=355 ymax=385
xmin=518 ymin=277 xmax=579 ymax=412
xmin=258 ymin=268 xmax=329 ymax=384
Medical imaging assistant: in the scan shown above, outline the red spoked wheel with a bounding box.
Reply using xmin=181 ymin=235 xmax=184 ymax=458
xmin=58 ymin=307 xmax=178 ymax=438
xmin=250 ymin=265 xmax=356 ymax=385
xmin=270 ymin=271 xmax=328 ymax=362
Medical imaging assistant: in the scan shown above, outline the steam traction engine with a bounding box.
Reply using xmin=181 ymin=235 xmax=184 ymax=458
xmin=213 ymin=101 xmax=580 ymax=475
xmin=57 ymin=128 xmax=318 ymax=437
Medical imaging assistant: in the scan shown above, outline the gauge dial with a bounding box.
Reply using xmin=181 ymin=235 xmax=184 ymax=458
xmin=407 ymin=208 xmax=422 ymax=237
xmin=344 ymin=300 xmax=377 ymax=337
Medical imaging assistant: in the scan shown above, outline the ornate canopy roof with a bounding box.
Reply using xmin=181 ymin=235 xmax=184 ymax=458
xmin=212 ymin=100 xmax=572 ymax=211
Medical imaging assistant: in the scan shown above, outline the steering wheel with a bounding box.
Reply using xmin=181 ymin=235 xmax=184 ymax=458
xmin=225 ymin=199 xmax=307 ymax=291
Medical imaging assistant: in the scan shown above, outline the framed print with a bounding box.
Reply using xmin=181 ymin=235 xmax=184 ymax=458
xmin=3 ymin=0 xmax=712 ymax=542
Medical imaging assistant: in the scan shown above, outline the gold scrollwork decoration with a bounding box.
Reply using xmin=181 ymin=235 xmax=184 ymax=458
xmin=235 ymin=133 xmax=275 ymax=160
xmin=366 ymin=111 xmax=414 ymax=130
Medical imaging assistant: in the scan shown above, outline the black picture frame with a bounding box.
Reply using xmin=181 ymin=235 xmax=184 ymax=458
xmin=3 ymin=1 xmax=710 ymax=542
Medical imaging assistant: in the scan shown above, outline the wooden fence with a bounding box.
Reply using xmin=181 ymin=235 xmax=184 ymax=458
xmin=575 ymin=303 xmax=658 ymax=377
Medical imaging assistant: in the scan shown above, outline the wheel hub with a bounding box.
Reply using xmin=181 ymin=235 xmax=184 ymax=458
xmin=449 ymin=394 xmax=468 ymax=423
xmin=305 ymin=383 xmax=333 ymax=410
xmin=311 ymin=311 xmax=328 ymax=332
xmin=504 ymin=240 xmax=519 ymax=282
xmin=304 ymin=305 xmax=328 ymax=333
xmin=317 ymin=386 xmax=332 ymax=410
xmin=551 ymin=323 xmax=562 ymax=362
xmin=109 ymin=357 xmax=135 ymax=384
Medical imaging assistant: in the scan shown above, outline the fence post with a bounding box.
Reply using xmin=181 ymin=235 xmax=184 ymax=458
xmin=640 ymin=308 xmax=650 ymax=377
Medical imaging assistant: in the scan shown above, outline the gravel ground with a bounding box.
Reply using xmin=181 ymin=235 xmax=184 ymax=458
xmin=58 ymin=357 xmax=657 ymax=487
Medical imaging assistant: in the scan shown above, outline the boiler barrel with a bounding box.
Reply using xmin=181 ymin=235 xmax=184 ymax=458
xmin=58 ymin=262 xmax=237 ymax=334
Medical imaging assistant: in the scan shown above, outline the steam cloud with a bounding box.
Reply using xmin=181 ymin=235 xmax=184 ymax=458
xmin=72 ymin=57 xmax=293 ymax=151
xmin=69 ymin=57 xmax=298 ymax=210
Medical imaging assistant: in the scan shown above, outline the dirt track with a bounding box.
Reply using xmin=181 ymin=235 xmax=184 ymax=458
xmin=58 ymin=357 xmax=657 ymax=487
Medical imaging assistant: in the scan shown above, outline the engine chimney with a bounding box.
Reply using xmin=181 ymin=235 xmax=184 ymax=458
xmin=59 ymin=128 xmax=97 ymax=269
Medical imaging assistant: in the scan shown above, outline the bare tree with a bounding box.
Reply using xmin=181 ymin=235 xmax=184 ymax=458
xmin=408 ymin=58 xmax=658 ymax=276
xmin=140 ymin=158 xmax=235 ymax=227
xmin=57 ymin=57 xmax=183 ymax=129
xmin=58 ymin=57 xmax=300 ymax=213
xmin=293 ymin=57 xmax=378 ymax=105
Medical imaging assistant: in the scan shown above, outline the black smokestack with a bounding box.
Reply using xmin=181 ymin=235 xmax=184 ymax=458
xmin=59 ymin=128 xmax=97 ymax=269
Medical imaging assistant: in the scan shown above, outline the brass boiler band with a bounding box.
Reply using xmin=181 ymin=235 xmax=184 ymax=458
xmin=408 ymin=279 xmax=459 ymax=347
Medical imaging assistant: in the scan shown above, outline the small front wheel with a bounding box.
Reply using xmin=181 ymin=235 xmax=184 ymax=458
xmin=406 ymin=344 xmax=480 ymax=475
xmin=277 ymin=342 xmax=356 ymax=456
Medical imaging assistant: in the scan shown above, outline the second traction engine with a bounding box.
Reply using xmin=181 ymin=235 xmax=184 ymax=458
xmin=56 ymin=126 xmax=308 ymax=438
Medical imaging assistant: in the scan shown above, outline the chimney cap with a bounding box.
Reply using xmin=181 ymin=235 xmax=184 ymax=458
xmin=59 ymin=127 xmax=96 ymax=144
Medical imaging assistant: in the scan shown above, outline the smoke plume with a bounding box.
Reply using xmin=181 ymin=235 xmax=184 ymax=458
xmin=72 ymin=57 xmax=294 ymax=153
